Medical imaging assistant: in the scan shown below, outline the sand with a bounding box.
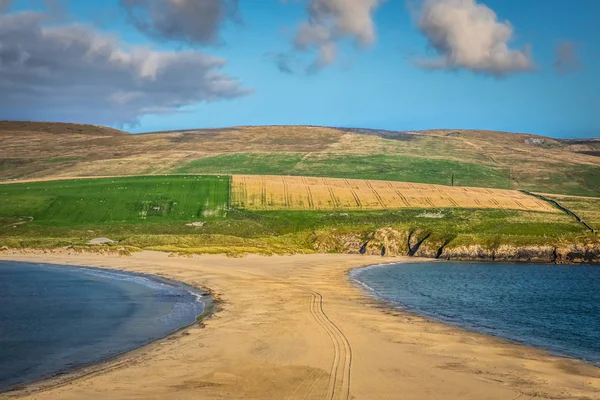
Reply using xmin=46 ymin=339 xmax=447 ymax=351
xmin=0 ymin=251 xmax=598 ymax=400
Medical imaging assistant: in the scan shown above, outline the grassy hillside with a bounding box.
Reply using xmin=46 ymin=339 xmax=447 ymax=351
xmin=1 ymin=122 xmax=599 ymax=196
xmin=179 ymin=153 xmax=511 ymax=189
xmin=0 ymin=122 xmax=598 ymax=260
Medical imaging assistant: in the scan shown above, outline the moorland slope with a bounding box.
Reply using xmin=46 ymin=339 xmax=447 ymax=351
xmin=2 ymin=121 xmax=599 ymax=196
xmin=1 ymin=122 xmax=599 ymax=262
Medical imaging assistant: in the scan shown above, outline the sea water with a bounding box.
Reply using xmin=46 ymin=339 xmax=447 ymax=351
xmin=0 ymin=261 xmax=208 ymax=391
xmin=352 ymin=262 xmax=600 ymax=365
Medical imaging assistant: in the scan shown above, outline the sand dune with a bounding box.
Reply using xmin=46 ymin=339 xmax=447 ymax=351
xmin=0 ymin=251 xmax=598 ymax=399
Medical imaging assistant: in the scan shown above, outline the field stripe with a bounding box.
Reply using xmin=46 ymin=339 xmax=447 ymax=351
xmin=302 ymin=177 xmax=315 ymax=209
xmin=230 ymin=175 xmax=560 ymax=213
xmin=262 ymin=176 xmax=267 ymax=207
xmin=365 ymin=180 xmax=386 ymax=209
xmin=227 ymin=175 xmax=232 ymax=210
xmin=387 ymin=181 xmax=410 ymax=207
xmin=343 ymin=179 xmax=362 ymax=208
xmin=324 ymin=178 xmax=340 ymax=209
xmin=282 ymin=176 xmax=291 ymax=207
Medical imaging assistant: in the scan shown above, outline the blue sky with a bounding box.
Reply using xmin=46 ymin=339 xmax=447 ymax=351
xmin=2 ymin=0 xmax=598 ymax=137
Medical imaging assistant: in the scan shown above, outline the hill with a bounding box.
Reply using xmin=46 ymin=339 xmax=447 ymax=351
xmin=0 ymin=122 xmax=598 ymax=262
xmin=1 ymin=122 xmax=599 ymax=196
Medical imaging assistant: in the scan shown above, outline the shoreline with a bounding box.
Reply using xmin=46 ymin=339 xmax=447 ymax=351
xmin=0 ymin=261 xmax=212 ymax=395
xmin=0 ymin=251 xmax=599 ymax=399
xmin=348 ymin=261 xmax=600 ymax=368
xmin=2 ymin=246 xmax=599 ymax=266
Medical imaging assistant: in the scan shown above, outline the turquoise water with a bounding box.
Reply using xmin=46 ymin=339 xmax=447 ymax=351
xmin=352 ymin=262 xmax=600 ymax=365
xmin=0 ymin=261 xmax=208 ymax=392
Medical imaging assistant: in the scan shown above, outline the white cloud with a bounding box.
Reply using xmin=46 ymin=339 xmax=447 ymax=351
xmin=415 ymin=0 xmax=533 ymax=77
xmin=121 ymin=0 xmax=238 ymax=45
xmin=293 ymin=0 xmax=384 ymax=71
xmin=0 ymin=11 xmax=250 ymax=125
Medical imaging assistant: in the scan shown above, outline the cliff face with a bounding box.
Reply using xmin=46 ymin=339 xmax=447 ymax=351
xmin=312 ymin=228 xmax=600 ymax=264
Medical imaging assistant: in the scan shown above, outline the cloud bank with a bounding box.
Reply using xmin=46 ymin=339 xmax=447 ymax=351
xmin=293 ymin=0 xmax=384 ymax=71
xmin=415 ymin=0 xmax=533 ymax=77
xmin=121 ymin=0 xmax=238 ymax=45
xmin=0 ymin=11 xmax=249 ymax=125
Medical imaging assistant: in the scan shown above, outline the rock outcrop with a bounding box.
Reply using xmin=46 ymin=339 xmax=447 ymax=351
xmin=313 ymin=227 xmax=600 ymax=264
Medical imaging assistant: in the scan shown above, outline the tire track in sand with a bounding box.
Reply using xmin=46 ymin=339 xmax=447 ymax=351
xmin=233 ymin=270 xmax=353 ymax=400
xmin=307 ymin=289 xmax=352 ymax=400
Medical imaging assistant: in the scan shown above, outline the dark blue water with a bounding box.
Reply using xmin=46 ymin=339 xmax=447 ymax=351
xmin=0 ymin=261 xmax=208 ymax=392
xmin=352 ymin=262 xmax=600 ymax=365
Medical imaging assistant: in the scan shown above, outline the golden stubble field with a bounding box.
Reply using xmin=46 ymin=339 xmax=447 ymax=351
xmin=231 ymin=175 xmax=558 ymax=212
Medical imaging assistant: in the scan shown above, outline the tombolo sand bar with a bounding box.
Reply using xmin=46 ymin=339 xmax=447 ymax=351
xmin=0 ymin=251 xmax=599 ymax=400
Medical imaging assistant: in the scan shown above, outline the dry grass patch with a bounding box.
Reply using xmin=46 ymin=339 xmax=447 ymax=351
xmin=231 ymin=175 xmax=558 ymax=212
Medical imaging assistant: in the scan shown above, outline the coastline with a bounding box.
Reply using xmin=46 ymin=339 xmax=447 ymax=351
xmin=0 ymin=262 xmax=211 ymax=394
xmin=0 ymin=250 xmax=599 ymax=399
xmin=349 ymin=261 xmax=600 ymax=367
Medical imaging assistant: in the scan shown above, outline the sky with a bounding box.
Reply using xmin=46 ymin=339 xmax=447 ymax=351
xmin=0 ymin=0 xmax=598 ymax=137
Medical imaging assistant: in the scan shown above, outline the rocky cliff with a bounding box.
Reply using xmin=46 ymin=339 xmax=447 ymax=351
xmin=313 ymin=228 xmax=600 ymax=264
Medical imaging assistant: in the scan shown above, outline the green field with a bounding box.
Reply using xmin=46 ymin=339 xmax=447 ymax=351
xmin=1 ymin=175 xmax=593 ymax=256
xmin=177 ymin=153 xmax=306 ymax=176
xmin=543 ymin=194 xmax=600 ymax=230
xmin=0 ymin=175 xmax=229 ymax=226
xmin=178 ymin=153 xmax=512 ymax=189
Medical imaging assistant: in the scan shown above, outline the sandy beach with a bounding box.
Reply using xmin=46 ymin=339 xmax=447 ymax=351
xmin=0 ymin=251 xmax=599 ymax=400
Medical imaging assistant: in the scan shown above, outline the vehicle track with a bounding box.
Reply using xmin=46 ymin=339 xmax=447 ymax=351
xmin=365 ymin=180 xmax=386 ymax=209
xmin=237 ymin=270 xmax=353 ymax=400
xmin=343 ymin=179 xmax=362 ymax=208
xmin=306 ymin=289 xmax=353 ymax=400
